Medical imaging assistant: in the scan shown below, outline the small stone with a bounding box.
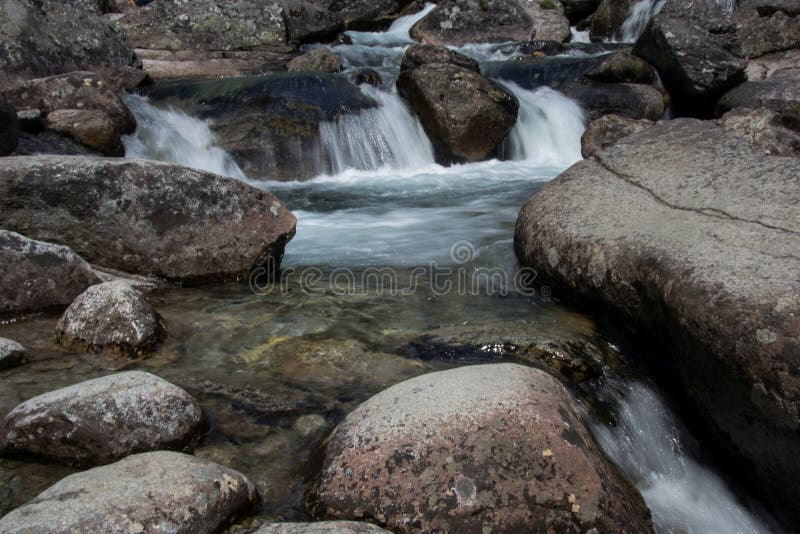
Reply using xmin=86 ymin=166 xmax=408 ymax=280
xmin=0 ymin=338 xmax=26 ymax=371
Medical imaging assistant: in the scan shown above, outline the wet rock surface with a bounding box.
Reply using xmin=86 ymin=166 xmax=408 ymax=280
xmin=410 ymin=0 xmax=534 ymax=45
xmin=0 ymin=338 xmax=26 ymax=371
xmin=0 ymin=451 xmax=257 ymax=533
xmin=397 ymin=63 xmax=519 ymax=163
xmin=0 ymin=156 xmax=297 ymax=281
xmin=0 ymin=230 xmax=102 ymax=315
xmin=0 ymin=96 xmax=20 ymax=156
xmin=0 ymin=371 xmax=204 ymax=466
xmin=311 ymin=363 xmax=653 ymax=532
xmin=590 ymin=0 xmax=633 ymax=40
xmin=585 ymin=50 xmax=655 ymax=84
xmin=55 ymin=281 xmax=166 ymax=356
xmin=633 ymin=0 xmax=747 ymax=115
xmin=287 ymin=48 xmax=342 ymax=73
xmin=514 ymin=118 xmax=800 ymax=525
xmin=400 ymin=44 xmax=480 ymax=72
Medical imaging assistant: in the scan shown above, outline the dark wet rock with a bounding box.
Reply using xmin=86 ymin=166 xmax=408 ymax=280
xmin=0 ymin=338 xmax=26 ymax=371
xmin=746 ymin=49 xmax=800 ymax=81
xmin=99 ymin=65 xmax=153 ymax=93
xmin=0 ymin=451 xmax=257 ymax=533
xmin=55 ymin=281 xmax=166 ymax=357
xmin=717 ymin=79 xmax=800 ymax=127
xmin=11 ymin=131 xmax=101 ymax=157
xmin=355 ymin=68 xmax=383 ymax=86
xmin=15 ymin=109 xmax=44 ymax=134
xmin=482 ymin=55 xmax=606 ymax=89
xmin=585 ymin=49 xmax=655 ymax=84
xmin=283 ymin=0 xmax=416 ymax=43
xmin=562 ymin=0 xmax=602 ymax=22
xmin=0 ymin=0 xmax=137 ymax=88
xmin=717 ymin=107 xmax=800 ymax=156
xmin=45 ymin=109 xmax=125 ymax=156
xmin=514 ymin=118 xmax=800 ymax=525
xmin=311 ymin=364 xmax=653 ymax=532
xmin=0 ymin=96 xmax=19 ymax=156
xmin=0 ymin=230 xmax=101 ymax=315
xmin=0 ymin=371 xmax=203 ymax=466
xmin=410 ymin=0 xmax=534 ymax=45
xmin=519 ymin=0 xmax=572 ymax=42
xmin=400 ymin=44 xmax=479 ymax=72
xmin=287 ymin=48 xmax=342 ymax=73
xmin=397 ymin=63 xmax=519 ymax=163
xmin=141 ymin=74 xmax=377 ymax=181
xmin=563 ymin=82 xmax=665 ymax=121
xmin=256 ymin=522 xmax=392 ymax=533
xmin=633 ymin=0 xmax=747 ymax=116
xmin=581 ymin=113 xmax=653 ymax=158
xmin=0 ymin=156 xmax=296 ymax=282
xmin=735 ymin=0 xmax=800 ymax=58
xmin=590 ymin=0 xmax=633 ymax=40
xmin=2 ymin=71 xmax=137 ymax=139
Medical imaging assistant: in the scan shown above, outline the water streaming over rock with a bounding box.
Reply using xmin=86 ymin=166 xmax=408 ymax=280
xmin=618 ymin=0 xmax=736 ymax=42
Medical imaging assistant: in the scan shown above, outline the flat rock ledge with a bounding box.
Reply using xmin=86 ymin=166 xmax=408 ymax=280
xmin=0 ymin=371 xmax=204 ymax=466
xmin=514 ymin=118 xmax=800 ymax=525
xmin=0 ymin=451 xmax=257 ymax=534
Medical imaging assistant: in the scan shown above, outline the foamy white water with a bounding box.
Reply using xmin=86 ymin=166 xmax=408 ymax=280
xmin=122 ymin=95 xmax=246 ymax=180
xmin=618 ymin=0 xmax=736 ymax=42
xmin=592 ymin=381 xmax=774 ymax=534
xmin=346 ymin=3 xmax=436 ymax=46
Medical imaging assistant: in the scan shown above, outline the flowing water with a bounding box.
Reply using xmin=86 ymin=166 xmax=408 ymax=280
xmin=0 ymin=6 xmax=780 ymax=533
xmin=617 ymin=0 xmax=737 ymax=43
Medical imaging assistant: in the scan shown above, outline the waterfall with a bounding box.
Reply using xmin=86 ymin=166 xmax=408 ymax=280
xmin=317 ymin=87 xmax=435 ymax=175
xmin=618 ymin=0 xmax=735 ymax=42
xmin=592 ymin=381 xmax=773 ymax=533
xmin=345 ymin=3 xmax=437 ymax=46
xmin=122 ymin=95 xmax=247 ymax=180
xmin=500 ymin=83 xmax=585 ymax=167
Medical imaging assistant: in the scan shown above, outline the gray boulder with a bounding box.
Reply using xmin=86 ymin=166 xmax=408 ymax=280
xmin=399 ymin=44 xmax=480 ymax=72
xmin=514 ymin=119 xmax=800 ymax=525
xmin=0 ymin=338 xmax=26 ymax=371
xmin=519 ymin=0 xmax=572 ymax=42
xmin=0 ymin=156 xmax=297 ymax=282
xmin=0 ymin=371 xmax=204 ymax=466
xmin=0 ymin=230 xmax=101 ymax=315
xmin=562 ymin=0 xmax=602 ymax=22
xmin=409 ymin=0 xmax=534 ymax=45
xmin=746 ymin=49 xmax=800 ymax=80
xmin=717 ymin=79 xmax=800 ymax=126
xmin=563 ymin=82 xmax=665 ymax=121
xmin=256 ymin=522 xmax=391 ymax=533
xmin=45 ymin=109 xmax=126 ymax=156
xmin=287 ymin=48 xmax=341 ymax=73
xmin=633 ymin=0 xmax=747 ymax=115
xmin=0 ymin=95 xmax=19 ymax=155
xmin=55 ymin=281 xmax=166 ymax=357
xmin=590 ymin=0 xmax=633 ymax=41
xmin=397 ymin=63 xmax=519 ymax=163
xmin=283 ymin=0 xmax=416 ymax=43
xmin=0 ymin=0 xmax=137 ymax=88
xmin=735 ymin=0 xmax=800 ymax=58
xmin=585 ymin=49 xmax=655 ymax=84
xmin=311 ymin=364 xmax=653 ymax=532
xmin=0 ymin=451 xmax=257 ymax=533
xmin=580 ymin=113 xmax=653 ymax=158
xmin=718 ymin=107 xmax=800 ymax=156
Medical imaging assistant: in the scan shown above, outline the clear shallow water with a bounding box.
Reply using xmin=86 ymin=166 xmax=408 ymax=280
xmin=0 ymin=10 xmax=780 ymax=533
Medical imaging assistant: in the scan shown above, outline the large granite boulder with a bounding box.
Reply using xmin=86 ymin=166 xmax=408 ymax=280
xmin=0 ymin=0 xmax=137 ymax=88
xmin=399 ymin=44 xmax=480 ymax=72
xmin=746 ymin=48 xmax=800 ymax=81
xmin=0 ymin=95 xmax=19 ymax=155
xmin=55 ymin=281 xmax=166 ymax=357
xmin=0 ymin=371 xmax=204 ymax=466
xmin=717 ymin=79 xmax=800 ymax=126
xmin=45 ymin=109 xmax=126 ymax=156
xmin=0 ymin=230 xmax=101 ymax=315
xmin=0 ymin=156 xmax=296 ymax=282
xmin=633 ymin=0 xmax=747 ymax=116
xmin=397 ymin=63 xmax=519 ymax=163
xmin=283 ymin=0 xmax=416 ymax=43
xmin=580 ymin=113 xmax=653 ymax=158
xmin=0 ymin=451 xmax=257 ymax=533
xmin=409 ymin=0 xmax=534 ymax=45
xmin=0 ymin=338 xmax=26 ymax=371
xmin=514 ymin=119 xmax=800 ymax=525
xmin=718 ymin=107 xmax=800 ymax=156
xmin=518 ymin=0 xmax=572 ymax=42
xmin=311 ymin=364 xmax=653 ymax=532
xmin=735 ymin=0 xmax=800 ymax=58
xmin=589 ymin=0 xmax=633 ymax=40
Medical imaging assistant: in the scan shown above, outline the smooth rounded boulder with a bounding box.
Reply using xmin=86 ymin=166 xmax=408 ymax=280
xmin=0 ymin=338 xmax=27 ymax=371
xmin=311 ymin=363 xmax=653 ymax=532
xmin=514 ymin=119 xmax=800 ymax=525
xmin=0 ymin=156 xmax=296 ymax=282
xmin=0 ymin=230 xmax=102 ymax=315
xmin=55 ymin=280 xmax=166 ymax=356
xmin=397 ymin=64 xmax=519 ymax=163
xmin=0 ymin=451 xmax=257 ymax=533
xmin=633 ymin=0 xmax=747 ymax=115
xmin=0 ymin=371 xmax=204 ymax=466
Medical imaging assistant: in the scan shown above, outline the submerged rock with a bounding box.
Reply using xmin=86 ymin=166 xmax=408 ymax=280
xmin=717 ymin=107 xmax=800 ymax=156
xmin=0 ymin=230 xmax=101 ymax=315
xmin=0 ymin=371 xmax=204 ymax=466
xmin=0 ymin=451 xmax=257 ymax=533
xmin=514 ymin=118 xmax=800 ymax=525
xmin=55 ymin=280 xmax=166 ymax=357
xmin=397 ymin=63 xmax=519 ymax=163
xmin=0 ymin=0 xmax=137 ymax=88
xmin=0 ymin=96 xmax=20 ymax=156
xmin=256 ymin=522 xmax=391 ymax=533
xmin=409 ymin=0 xmax=534 ymax=45
xmin=580 ymin=113 xmax=654 ymax=158
xmin=0 ymin=338 xmax=27 ymax=371
xmin=633 ymin=0 xmax=747 ymax=116
xmin=399 ymin=44 xmax=479 ymax=72
xmin=0 ymin=156 xmax=296 ymax=282
xmin=311 ymin=364 xmax=653 ymax=532
xmin=287 ymin=48 xmax=341 ymax=73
